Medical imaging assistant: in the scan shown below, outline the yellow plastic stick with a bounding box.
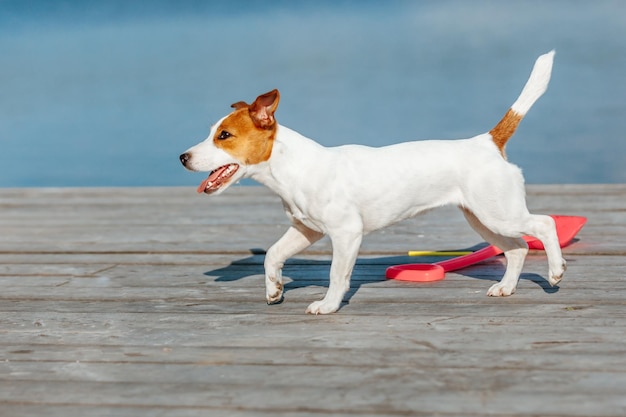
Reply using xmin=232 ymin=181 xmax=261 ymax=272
xmin=408 ymin=250 xmax=473 ymax=256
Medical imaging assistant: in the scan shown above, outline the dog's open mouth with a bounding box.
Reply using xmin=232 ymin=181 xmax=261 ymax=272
xmin=197 ymin=164 xmax=239 ymax=194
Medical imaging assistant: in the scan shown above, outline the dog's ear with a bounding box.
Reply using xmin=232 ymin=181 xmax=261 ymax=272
xmin=249 ymin=89 xmax=280 ymax=129
xmin=230 ymin=101 xmax=249 ymax=110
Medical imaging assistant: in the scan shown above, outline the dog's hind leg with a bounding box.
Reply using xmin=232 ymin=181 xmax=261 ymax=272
xmin=265 ymin=223 xmax=324 ymax=305
xmin=462 ymin=209 xmax=529 ymax=296
xmin=522 ymin=214 xmax=566 ymax=286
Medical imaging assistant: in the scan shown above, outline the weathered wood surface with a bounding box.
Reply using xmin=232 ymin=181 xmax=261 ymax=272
xmin=0 ymin=184 xmax=625 ymax=417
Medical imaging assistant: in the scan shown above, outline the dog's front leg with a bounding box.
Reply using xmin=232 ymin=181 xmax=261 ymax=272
xmin=306 ymin=231 xmax=362 ymax=315
xmin=265 ymin=223 xmax=324 ymax=305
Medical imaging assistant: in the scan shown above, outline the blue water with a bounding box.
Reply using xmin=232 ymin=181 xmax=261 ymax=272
xmin=1 ymin=0 xmax=625 ymax=186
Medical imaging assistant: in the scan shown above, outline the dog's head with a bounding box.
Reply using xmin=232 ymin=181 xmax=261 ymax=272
xmin=180 ymin=89 xmax=280 ymax=195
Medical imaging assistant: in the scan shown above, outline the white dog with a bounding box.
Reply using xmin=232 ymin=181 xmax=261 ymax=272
xmin=180 ymin=51 xmax=564 ymax=315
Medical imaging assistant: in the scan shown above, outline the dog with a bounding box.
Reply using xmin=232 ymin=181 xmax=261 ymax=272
xmin=180 ymin=51 xmax=565 ymax=315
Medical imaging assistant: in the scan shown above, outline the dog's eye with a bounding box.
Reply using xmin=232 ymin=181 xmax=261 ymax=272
xmin=217 ymin=130 xmax=232 ymax=140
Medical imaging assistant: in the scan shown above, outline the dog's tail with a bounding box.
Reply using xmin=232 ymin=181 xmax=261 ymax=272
xmin=490 ymin=50 xmax=555 ymax=158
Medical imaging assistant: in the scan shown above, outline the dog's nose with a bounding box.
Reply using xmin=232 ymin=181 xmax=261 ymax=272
xmin=179 ymin=153 xmax=190 ymax=167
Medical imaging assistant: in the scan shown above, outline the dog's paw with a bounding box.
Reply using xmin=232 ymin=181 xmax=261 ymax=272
xmin=548 ymin=258 xmax=567 ymax=287
xmin=487 ymin=282 xmax=516 ymax=297
xmin=265 ymin=280 xmax=284 ymax=305
xmin=305 ymin=299 xmax=340 ymax=315
xmin=266 ymin=293 xmax=284 ymax=305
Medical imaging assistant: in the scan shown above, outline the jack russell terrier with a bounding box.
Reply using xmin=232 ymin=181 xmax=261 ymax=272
xmin=180 ymin=51 xmax=564 ymax=315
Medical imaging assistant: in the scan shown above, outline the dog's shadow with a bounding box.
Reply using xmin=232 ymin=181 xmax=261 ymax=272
xmin=204 ymin=247 xmax=559 ymax=305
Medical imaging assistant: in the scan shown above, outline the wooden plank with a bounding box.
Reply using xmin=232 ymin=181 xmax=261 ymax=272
xmin=2 ymin=341 xmax=626 ymax=371
xmin=0 ymin=374 xmax=625 ymax=417
xmin=1 ymin=184 xmax=624 ymax=254
xmin=0 ymin=405 xmax=341 ymax=417
xmin=1 ymin=310 xmax=625 ymax=350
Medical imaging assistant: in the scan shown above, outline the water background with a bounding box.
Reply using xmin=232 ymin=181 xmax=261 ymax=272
xmin=1 ymin=0 xmax=625 ymax=187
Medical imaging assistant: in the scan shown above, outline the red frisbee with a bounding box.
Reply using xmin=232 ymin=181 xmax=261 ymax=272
xmin=386 ymin=215 xmax=587 ymax=282
xmin=386 ymin=264 xmax=445 ymax=282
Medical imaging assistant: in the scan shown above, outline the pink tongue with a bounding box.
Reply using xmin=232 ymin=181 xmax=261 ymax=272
xmin=196 ymin=166 xmax=228 ymax=193
xmin=196 ymin=178 xmax=210 ymax=193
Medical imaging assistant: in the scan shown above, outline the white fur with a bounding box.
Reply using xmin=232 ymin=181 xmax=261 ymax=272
xmin=512 ymin=50 xmax=554 ymax=115
xmin=181 ymin=51 xmax=564 ymax=314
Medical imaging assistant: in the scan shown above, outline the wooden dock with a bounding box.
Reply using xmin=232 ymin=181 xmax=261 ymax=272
xmin=1 ymin=184 xmax=625 ymax=417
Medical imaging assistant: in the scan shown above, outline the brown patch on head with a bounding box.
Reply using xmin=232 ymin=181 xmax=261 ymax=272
xmin=489 ymin=108 xmax=524 ymax=159
xmin=230 ymin=101 xmax=249 ymax=110
xmin=213 ymin=90 xmax=280 ymax=165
